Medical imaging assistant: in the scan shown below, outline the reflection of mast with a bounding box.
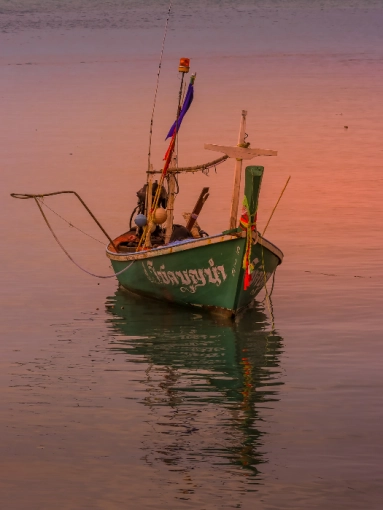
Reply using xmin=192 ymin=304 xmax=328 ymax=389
xmin=105 ymin=289 xmax=284 ymax=476
xmin=235 ymin=321 xmax=283 ymax=472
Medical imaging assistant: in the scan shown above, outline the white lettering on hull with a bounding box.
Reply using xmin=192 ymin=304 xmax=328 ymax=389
xmin=143 ymin=258 xmax=227 ymax=294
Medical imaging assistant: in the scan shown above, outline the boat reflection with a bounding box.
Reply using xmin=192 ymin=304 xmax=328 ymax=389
xmin=105 ymin=289 xmax=284 ymax=478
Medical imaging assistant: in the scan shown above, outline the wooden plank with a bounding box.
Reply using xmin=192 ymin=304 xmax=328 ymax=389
xmin=204 ymin=143 xmax=277 ymax=159
xmin=186 ymin=187 xmax=210 ymax=232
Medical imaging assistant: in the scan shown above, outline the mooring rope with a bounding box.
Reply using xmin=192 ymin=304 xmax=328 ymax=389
xmin=11 ymin=191 xmax=117 ymax=250
xmin=11 ymin=192 xmax=133 ymax=279
xmin=304 ymin=270 xmax=373 ymax=279
xmin=264 ymin=268 xmax=276 ymax=300
xmin=260 ymin=244 xmax=275 ymax=331
xmin=38 ymin=198 xmax=105 ymax=245
xmin=32 ymin=198 xmax=134 ymax=279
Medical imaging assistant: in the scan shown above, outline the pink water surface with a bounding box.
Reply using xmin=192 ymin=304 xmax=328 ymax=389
xmin=1 ymin=2 xmax=383 ymax=509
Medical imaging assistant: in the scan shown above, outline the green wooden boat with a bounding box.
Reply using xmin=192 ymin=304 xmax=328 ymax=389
xmin=106 ymin=62 xmax=283 ymax=317
xmin=106 ymin=166 xmax=283 ymax=318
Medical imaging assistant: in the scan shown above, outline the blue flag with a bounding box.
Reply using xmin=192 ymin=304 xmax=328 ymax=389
xmin=165 ymin=81 xmax=194 ymax=140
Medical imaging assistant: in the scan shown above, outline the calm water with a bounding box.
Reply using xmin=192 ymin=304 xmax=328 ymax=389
xmin=1 ymin=1 xmax=383 ymax=508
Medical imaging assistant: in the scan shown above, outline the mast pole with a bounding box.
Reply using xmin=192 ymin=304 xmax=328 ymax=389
xmin=229 ymin=110 xmax=247 ymax=229
xmin=163 ymin=72 xmax=185 ymax=244
xmin=141 ymin=67 xmax=186 ymax=249
xmin=164 ymin=164 xmax=176 ymax=243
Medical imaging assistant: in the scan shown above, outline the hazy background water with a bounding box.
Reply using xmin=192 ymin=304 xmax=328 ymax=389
xmin=1 ymin=0 xmax=383 ymax=508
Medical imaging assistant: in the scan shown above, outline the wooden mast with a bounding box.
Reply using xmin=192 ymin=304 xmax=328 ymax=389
xmin=204 ymin=112 xmax=277 ymax=230
xmin=229 ymin=110 xmax=247 ymax=230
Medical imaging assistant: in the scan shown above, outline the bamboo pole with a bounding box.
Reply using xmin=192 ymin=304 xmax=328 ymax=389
xmin=165 ymin=173 xmax=176 ymax=243
xmin=143 ymin=171 xmax=154 ymax=248
xmin=229 ymin=110 xmax=247 ymax=229
xmin=146 ymin=166 xmax=153 ymax=217
xmin=262 ymin=176 xmax=291 ymax=236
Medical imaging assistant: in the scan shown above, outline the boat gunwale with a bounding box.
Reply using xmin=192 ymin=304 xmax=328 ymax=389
xmin=106 ymin=232 xmax=283 ymax=263
xmin=258 ymin=234 xmax=284 ymax=263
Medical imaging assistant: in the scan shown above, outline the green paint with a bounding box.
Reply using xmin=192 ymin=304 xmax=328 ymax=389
xmin=244 ymin=166 xmax=264 ymax=220
xmin=110 ymin=235 xmax=280 ymax=316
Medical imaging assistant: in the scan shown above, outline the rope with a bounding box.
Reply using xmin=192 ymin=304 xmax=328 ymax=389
xmin=167 ymin=155 xmax=228 ymax=173
xmin=11 ymin=191 xmax=117 ymax=250
xmin=260 ymin=244 xmax=275 ymax=331
xmin=147 ymin=0 xmax=173 ymax=174
xmin=262 ymin=176 xmax=291 ymax=236
xmin=38 ymin=199 xmax=105 ymax=245
xmin=33 ymin=198 xmax=134 ymax=279
xmin=261 ymin=267 xmax=276 ymax=303
xmin=304 ymin=270 xmax=373 ymax=279
xmin=269 ymin=269 xmax=277 ymax=297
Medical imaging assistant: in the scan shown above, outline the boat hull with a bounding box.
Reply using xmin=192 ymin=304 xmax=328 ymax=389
xmin=106 ymin=233 xmax=282 ymax=317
